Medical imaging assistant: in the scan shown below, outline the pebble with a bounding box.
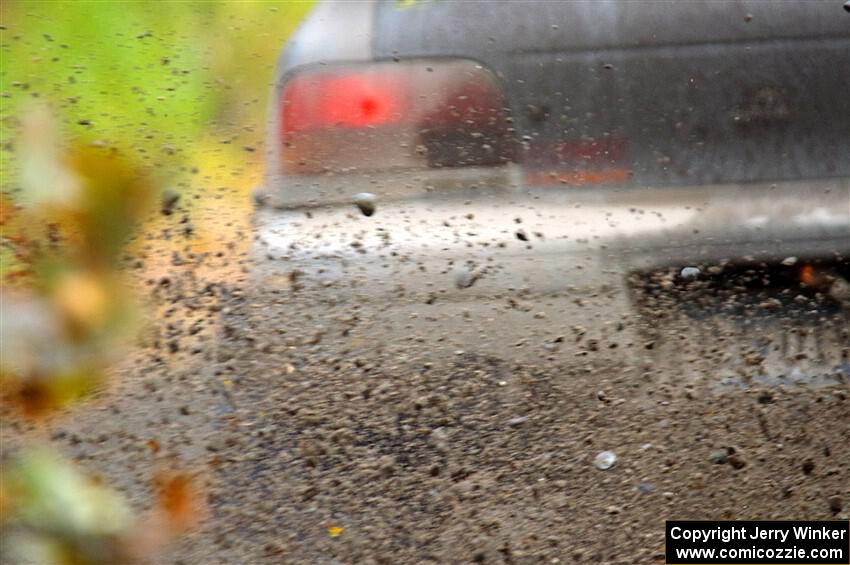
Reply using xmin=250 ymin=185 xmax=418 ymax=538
xmin=727 ymin=454 xmax=747 ymax=470
xmin=802 ymin=459 xmax=815 ymax=475
xmin=352 ymin=192 xmax=376 ymax=217
xmin=430 ymin=427 xmax=449 ymax=452
xmin=638 ymin=482 xmax=656 ymax=494
xmin=161 ymin=188 xmax=180 ymax=216
xmin=454 ymin=268 xmax=481 ymax=289
xmin=594 ymin=450 xmax=617 ymax=470
xmin=680 ymin=266 xmax=701 ymax=280
xmin=508 ymin=416 xmax=529 ymax=427
xmin=781 ymin=256 xmax=798 ymax=266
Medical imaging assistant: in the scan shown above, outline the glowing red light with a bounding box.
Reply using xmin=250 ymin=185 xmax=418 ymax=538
xmin=282 ymin=71 xmax=406 ymax=136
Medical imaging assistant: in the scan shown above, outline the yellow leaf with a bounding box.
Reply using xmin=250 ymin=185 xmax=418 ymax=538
xmin=327 ymin=526 xmax=344 ymax=538
xmin=52 ymin=271 xmax=110 ymax=334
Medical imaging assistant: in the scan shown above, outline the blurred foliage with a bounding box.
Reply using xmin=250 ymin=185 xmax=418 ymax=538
xmin=0 ymin=0 xmax=312 ymax=158
xmin=1 ymin=0 xmax=314 ymax=276
xmin=1 ymin=103 xmax=151 ymax=417
xmin=0 ymin=450 xmax=205 ymax=564
xmin=1 ymin=2 xmax=312 ymax=562
xmin=0 ymin=450 xmax=135 ymax=565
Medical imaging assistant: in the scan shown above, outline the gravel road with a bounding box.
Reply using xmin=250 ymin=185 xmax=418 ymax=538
xmin=4 ymin=220 xmax=848 ymax=565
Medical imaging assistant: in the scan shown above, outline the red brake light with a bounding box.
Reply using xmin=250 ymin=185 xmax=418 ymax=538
xmin=277 ymin=60 xmax=515 ymax=176
xmin=282 ymin=71 xmax=408 ymax=136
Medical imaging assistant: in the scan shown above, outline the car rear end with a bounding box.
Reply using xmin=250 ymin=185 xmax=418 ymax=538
xmin=257 ymin=0 xmax=848 ymax=265
xmin=252 ymin=0 xmax=849 ymax=377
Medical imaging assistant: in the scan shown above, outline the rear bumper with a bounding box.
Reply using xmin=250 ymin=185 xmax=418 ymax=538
xmin=250 ymin=175 xmax=850 ymax=371
xmin=253 ymin=175 xmax=849 ymax=296
xmin=604 ymin=178 xmax=850 ymax=271
xmin=255 ymin=164 xmax=522 ymax=210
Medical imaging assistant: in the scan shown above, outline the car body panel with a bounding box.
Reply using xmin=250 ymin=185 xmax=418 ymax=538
xmin=374 ymin=1 xmax=850 ymax=188
xmin=373 ymin=0 xmax=847 ymax=56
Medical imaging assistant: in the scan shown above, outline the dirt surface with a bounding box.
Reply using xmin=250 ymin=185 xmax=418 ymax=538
xmin=3 ymin=223 xmax=849 ymax=565
xmin=175 ymin=279 xmax=848 ymax=565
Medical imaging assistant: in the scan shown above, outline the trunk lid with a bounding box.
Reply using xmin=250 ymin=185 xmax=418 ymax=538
xmin=374 ymin=0 xmax=850 ymax=188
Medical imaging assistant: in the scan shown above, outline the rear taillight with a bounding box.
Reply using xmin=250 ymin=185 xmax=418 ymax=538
xmin=282 ymin=71 xmax=408 ymax=135
xmin=278 ymin=60 xmax=515 ymax=175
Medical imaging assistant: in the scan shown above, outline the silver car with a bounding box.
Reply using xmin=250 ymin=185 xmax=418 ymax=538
xmin=252 ymin=0 xmax=849 ymax=376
